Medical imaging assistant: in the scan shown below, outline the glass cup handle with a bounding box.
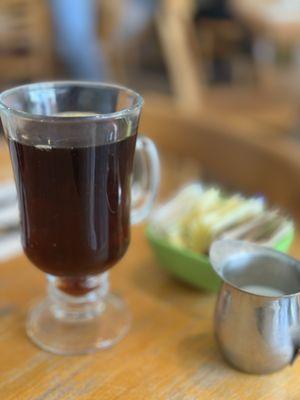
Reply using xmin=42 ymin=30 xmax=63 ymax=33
xmin=131 ymin=136 xmax=160 ymax=225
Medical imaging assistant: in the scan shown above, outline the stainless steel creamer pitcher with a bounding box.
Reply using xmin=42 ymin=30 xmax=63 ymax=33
xmin=210 ymin=240 xmax=300 ymax=374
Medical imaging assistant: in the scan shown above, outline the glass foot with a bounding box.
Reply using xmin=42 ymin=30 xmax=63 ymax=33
xmin=26 ymin=273 xmax=131 ymax=355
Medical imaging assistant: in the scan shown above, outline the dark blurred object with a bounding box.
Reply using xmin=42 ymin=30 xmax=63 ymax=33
xmin=195 ymin=0 xmax=231 ymax=19
xmin=194 ymin=0 xmax=253 ymax=83
xmin=0 ymin=0 xmax=53 ymax=88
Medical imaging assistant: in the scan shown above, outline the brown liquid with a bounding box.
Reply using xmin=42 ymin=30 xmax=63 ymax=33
xmin=9 ymin=134 xmax=136 ymax=293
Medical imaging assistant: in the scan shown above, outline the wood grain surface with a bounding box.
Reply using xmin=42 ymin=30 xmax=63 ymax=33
xmin=1 ymin=91 xmax=300 ymax=399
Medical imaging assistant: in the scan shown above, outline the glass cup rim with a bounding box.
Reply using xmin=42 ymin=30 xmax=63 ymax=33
xmin=0 ymin=80 xmax=144 ymax=122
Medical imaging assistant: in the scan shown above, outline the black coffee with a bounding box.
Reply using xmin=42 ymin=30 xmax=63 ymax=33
xmin=9 ymin=134 xmax=137 ymax=292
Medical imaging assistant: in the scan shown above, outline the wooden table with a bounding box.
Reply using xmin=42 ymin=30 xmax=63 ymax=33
xmin=2 ymin=94 xmax=300 ymax=399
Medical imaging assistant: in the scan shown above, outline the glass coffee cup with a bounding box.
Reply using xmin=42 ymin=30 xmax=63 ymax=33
xmin=0 ymin=81 xmax=159 ymax=355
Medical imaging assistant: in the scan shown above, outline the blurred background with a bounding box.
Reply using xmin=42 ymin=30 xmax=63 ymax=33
xmin=1 ymin=0 xmax=300 ymax=219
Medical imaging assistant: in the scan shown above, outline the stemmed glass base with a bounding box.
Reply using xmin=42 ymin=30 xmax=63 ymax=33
xmin=26 ymin=272 xmax=131 ymax=355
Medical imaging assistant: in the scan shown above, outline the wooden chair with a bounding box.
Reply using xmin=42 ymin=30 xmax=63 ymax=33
xmin=0 ymin=0 xmax=53 ymax=87
xmin=99 ymin=0 xmax=205 ymax=114
xmin=155 ymin=0 xmax=205 ymax=114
